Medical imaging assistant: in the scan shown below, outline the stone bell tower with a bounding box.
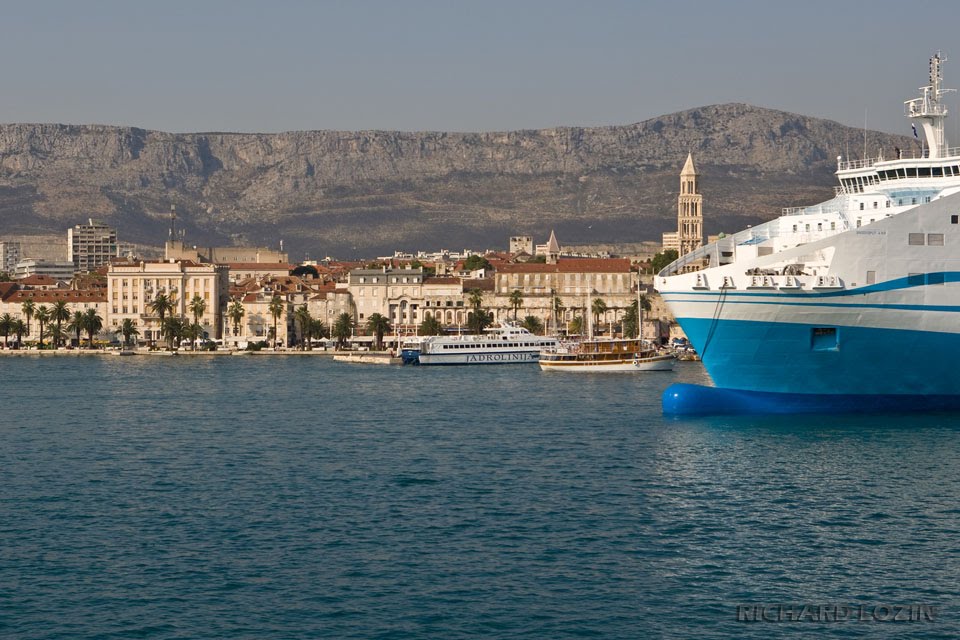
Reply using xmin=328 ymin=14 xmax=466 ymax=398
xmin=677 ymin=153 xmax=703 ymax=256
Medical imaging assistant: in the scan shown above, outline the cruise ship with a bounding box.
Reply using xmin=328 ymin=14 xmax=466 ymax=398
xmin=657 ymin=53 xmax=960 ymax=414
xmin=407 ymin=322 xmax=558 ymax=365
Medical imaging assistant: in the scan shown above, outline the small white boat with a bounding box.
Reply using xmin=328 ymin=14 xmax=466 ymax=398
xmin=539 ymin=338 xmax=675 ymax=372
xmin=415 ymin=322 xmax=558 ymax=365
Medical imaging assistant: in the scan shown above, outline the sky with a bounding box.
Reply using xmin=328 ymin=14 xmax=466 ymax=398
xmin=2 ymin=0 xmax=960 ymax=136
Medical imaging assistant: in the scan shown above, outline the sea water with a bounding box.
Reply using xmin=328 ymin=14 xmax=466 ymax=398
xmin=1 ymin=356 xmax=958 ymax=638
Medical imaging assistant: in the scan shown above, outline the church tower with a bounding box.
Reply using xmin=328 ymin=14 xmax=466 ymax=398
xmin=677 ymin=153 xmax=703 ymax=256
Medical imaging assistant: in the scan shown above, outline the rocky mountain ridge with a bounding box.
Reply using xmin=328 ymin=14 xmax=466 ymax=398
xmin=0 ymin=104 xmax=914 ymax=258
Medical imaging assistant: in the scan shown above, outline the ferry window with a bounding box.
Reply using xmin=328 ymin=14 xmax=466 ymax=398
xmin=909 ymin=233 xmax=925 ymax=245
xmin=919 ymin=167 xmax=931 ymax=177
xmin=908 ymin=273 xmax=924 ymax=286
xmin=886 ymin=200 xmax=891 ymax=208
xmin=811 ymin=327 xmax=838 ymax=352
xmin=873 ymin=202 xmax=879 ymax=209
xmin=951 ymin=215 xmax=959 ymax=224
xmin=897 ymin=169 xmax=906 ymax=178
xmin=831 ymin=222 xmax=836 ymax=230
xmin=859 ymin=203 xmax=864 ymax=210
xmin=929 ymin=273 xmax=945 ymax=285
xmin=899 ymin=199 xmax=904 ymax=206
xmin=953 ymin=166 xmax=960 ymax=175
xmin=792 ymin=225 xmax=797 ymax=232
xmin=925 ymin=197 xmax=932 ymax=203
xmin=817 ymin=223 xmax=823 ymax=231
xmin=933 ymin=167 xmax=943 ymax=177
xmin=912 ymin=198 xmax=917 ymax=205
xmin=928 ymin=233 xmax=944 ymax=246
xmin=805 ymin=223 xmax=811 ymax=231
xmin=856 ymin=219 xmax=862 ymax=228
xmin=866 ymin=271 xmax=876 ymax=285
xmin=907 ymin=168 xmax=917 ymax=177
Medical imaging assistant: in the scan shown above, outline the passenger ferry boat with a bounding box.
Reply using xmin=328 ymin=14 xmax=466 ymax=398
xmin=412 ymin=322 xmax=557 ymax=365
xmin=657 ymin=53 xmax=960 ymax=414
xmin=539 ymin=338 xmax=675 ymax=372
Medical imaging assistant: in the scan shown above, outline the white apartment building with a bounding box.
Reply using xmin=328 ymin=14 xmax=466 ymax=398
xmin=68 ymin=219 xmax=118 ymax=272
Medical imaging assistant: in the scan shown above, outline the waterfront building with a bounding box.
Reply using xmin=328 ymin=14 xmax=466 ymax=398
xmin=1 ymin=285 xmax=107 ymax=344
xmin=107 ymin=260 xmax=227 ymax=343
xmin=420 ymin=276 xmax=467 ymax=326
xmin=509 ymin=236 xmax=534 ymax=255
xmin=348 ymin=267 xmax=425 ymax=327
xmin=68 ymin=219 xmax=118 ymax=273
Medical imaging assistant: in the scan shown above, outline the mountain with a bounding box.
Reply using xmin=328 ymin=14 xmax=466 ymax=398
xmin=0 ymin=104 xmax=913 ymax=258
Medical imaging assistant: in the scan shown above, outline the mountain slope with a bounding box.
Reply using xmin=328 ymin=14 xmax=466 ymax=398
xmin=0 ymin=104 xmax=914 ymax=258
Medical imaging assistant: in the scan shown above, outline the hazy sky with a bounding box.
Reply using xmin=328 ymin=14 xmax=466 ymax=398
xmin=2 ymin=0 xmax=960 ymax=136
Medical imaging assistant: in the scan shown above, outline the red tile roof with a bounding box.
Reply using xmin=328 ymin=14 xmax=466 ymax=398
xmin=6 ymin=289 xmax=106 ymax=303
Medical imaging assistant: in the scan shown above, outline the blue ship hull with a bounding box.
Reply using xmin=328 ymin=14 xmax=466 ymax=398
xmin=662 ymin=383 xmax=960 ymax=415
xmin=665 ymin=317 xmax=960 ymax=414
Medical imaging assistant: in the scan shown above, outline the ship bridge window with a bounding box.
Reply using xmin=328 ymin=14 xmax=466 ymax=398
xmin=953 ymin=166 xmax=960 ymax=175
xmin=811 ymin=327 xmax=839 ymax=352
xmin=933 ymin=167 xmax=943 ymax=177
xmin=907 ymin=168 xmax=918 ymax=177
xmin=919 ymin=167 xmax=931 ymax=178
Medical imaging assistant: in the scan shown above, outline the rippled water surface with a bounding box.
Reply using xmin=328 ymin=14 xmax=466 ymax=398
xmin=2 ymin=356 xmax=959 ymax=638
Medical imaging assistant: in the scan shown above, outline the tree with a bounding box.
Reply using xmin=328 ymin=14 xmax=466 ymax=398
xmin=568 ymin=316 xmax=584 ymax=335
xmin=268 ymin=295 xmax=285 ymax=349
xmin=21 ymin=298 xmax=35 ymax=338
xmin=366 ymin=313 xmax=391 ymax=351
xmin=162 ymin=316 xmax=184 ymax=349
xmin=623 ymin=295 xmax=652 ymax=339
xmin=521 ymin=315 xmax=544 ymax=335
xmin=0 ymin=271 xmax=11 ymax=282
xmin=67 ymin=310 xmax=85 ymax=347
xmin=227 ymin=299 xmax=245 ymax=337
xmin=651 ymin=250 xmax=679 ymax=275
xmin=291 ymin=264 xmax=319 ymax=279
xmin=509 ymin=289 xmax=524 ymax=320
xmin=49 ymin=324 xmax=64 ymax=349
xmin=591 ymin=298 xmax=608 ymax=335
xmin=294 ymin=305 xmax=313 ymax=349
xmin=182 ymin=322 xmax=202 ymax=349
xmin=150 ymin=293 xmax=174 ymax=342
xmin=51 ymin=300 xmax=71 ymax=348
xmin=332 ymin=312 xmax=354 ymax=350
xmin=467 ymin=309 xmax=493 ymax=335
xmin=462 ymin=255 xmax=493 ymax=272
xmin=468 ymin=288 xmax=484 ymax=311
xmin=419 ymin=315 xmax=443 ymax=336
xmin=120 ymin=318 xmax=139 ymax=348
xmin=0 ymin=313 xmax=11 ymax=348
xmin=11 ymin=319 xmax=25 ymax=346
xmin=35 ymin=305 xmax=50 ymax=348
xmin=310 ymin=318 xmax=329 ymax=341
xmin=189 ymin=295 xmax=206 ymax=327
xmin=83 ymin=308 xmax=103 ymax=348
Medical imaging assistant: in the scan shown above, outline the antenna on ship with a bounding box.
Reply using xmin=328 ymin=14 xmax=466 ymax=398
xmin=905 ymin=51 xmax=955 ymax=159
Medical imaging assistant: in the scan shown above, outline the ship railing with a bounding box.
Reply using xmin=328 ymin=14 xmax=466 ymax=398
xmin=838 ymin=146 xmax=960 ymax=171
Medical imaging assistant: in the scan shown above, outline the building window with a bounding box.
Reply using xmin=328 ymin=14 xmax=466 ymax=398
xmin=928 ymin=233 xmax=945 ymax=246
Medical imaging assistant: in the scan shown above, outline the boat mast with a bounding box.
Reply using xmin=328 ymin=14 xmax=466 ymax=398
xmin=905 ymin=52 xmax=955 ymax=159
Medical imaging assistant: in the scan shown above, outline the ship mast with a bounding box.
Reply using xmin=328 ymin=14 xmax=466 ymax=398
xmin=905 ymin=52 xmax=955 ymax=159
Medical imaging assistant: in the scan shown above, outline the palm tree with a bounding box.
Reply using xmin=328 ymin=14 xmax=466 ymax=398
xmin=83 ymin=308 xmax=103 ymax=348
xmin=268 ymin=295 xmax=285 ymax=349
xmin=21 ymin=298 xmax=35 ymax=338
xmin=310 ymin=318 xmax=329 ymax=341
xmin=150 ymin=293 xmax=174 ymax=343
xmin=0 ymin=313 xmax=11 ymax=348
xmin=189 ymin=295 xmax=207 ymax=328
xmin=49 ymin=324 xmax=64 ymax=349
xmin=467 ymin=308 xmax=493 ymax=335
xmin=51 ymin=300 xmax=70 ymax=348
xmin=521 ymin=315 xmax=544 ymax=335
xmin=468 ymin=288 xmax=484 ymax=312
xmin=419 ymin=315 xmax=443 ymax=336
xmin=34 ymin=305 xmax=50 ymax=348
xmin=509 ymin=289 xmax=524 ymax=320
xmin=162 ymin=316 xmax=184 ymax=349
xmin=332 ymin=312 xmax=354 ymax=350
xmin=623 ymin=296 xmax=652 ymax=339
xmin=591 ymin=298 xmax=608 ymax=335
xmin=366 ymin=313 xmax=391 ymax=351
xmin=11 ymin=319 xmax=25 ymax=347
xmin=67 ymin=310 xmax=85 ymax=347
xmin=182 ymin=322 xmax=202 ymax=350
xmin=227 ymin=299 xmax=245 ymax=337
xmin=120 ymin=318 xmax=139 ymax=348
xmin=568 ymin=316 xmax=584 ymax=336
xmin=294 ymin=305 xmax=313 ymax=349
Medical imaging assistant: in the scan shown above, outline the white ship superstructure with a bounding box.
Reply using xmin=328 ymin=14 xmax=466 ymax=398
xmin=414 ymin=322 xmax=558 ymax=365
xmin=656 ymin=53 xmax=960 ymax=413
